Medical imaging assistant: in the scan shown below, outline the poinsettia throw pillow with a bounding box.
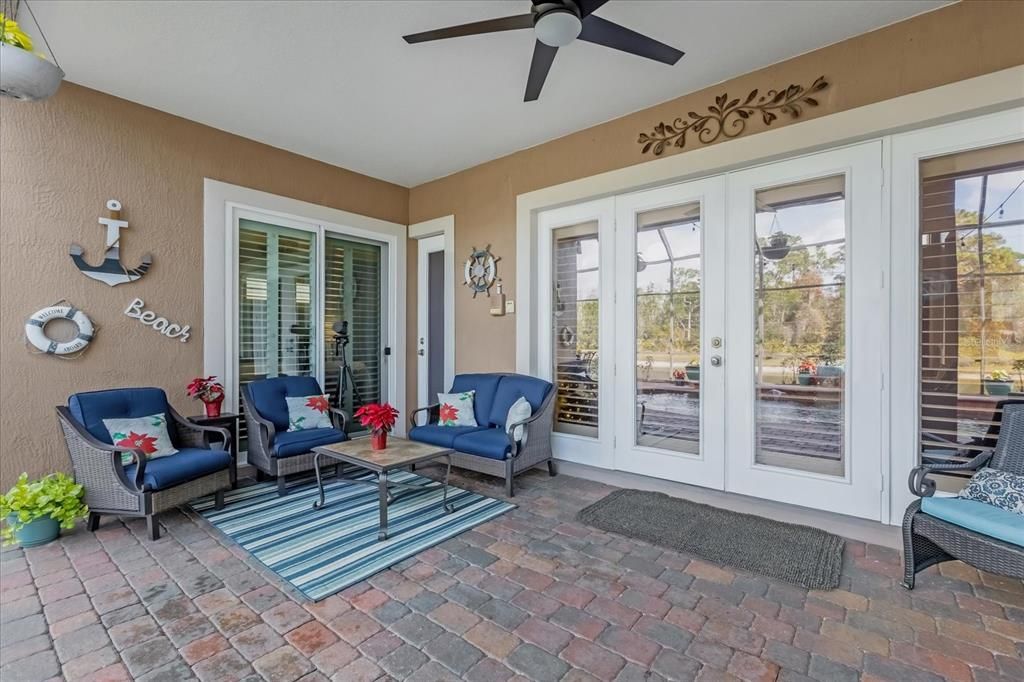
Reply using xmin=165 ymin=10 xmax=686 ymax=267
xmin=285 ymin=394 xmax=334 ymax=431
xmin=437 ymin=391 xmax=478 ymax=427
xmin=103 ymin=413 xmax=178 ymax=465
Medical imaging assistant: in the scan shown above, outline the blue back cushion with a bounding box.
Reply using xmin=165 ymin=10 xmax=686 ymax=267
xmin=246 ymin=376 xmax=324 ymax=432
xmin=488 ymin=374 xmax=553 ymax=428
xmin=68 ymin=387 xmax=172 ymax=444
xmin=449 ymin=374 xmax=503 ymax=427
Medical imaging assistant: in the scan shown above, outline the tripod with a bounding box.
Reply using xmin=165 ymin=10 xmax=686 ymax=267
xmin=333 ymin=321 xmax=363 ymax=412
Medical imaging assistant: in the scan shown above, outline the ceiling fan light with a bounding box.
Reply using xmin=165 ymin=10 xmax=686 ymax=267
xmin=535 ymin=9 xmax=582 ymax=47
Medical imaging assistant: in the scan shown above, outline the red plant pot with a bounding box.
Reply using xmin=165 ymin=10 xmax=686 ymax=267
xmin=371 ymin=431 xmax=387 ymax=450
xmin=203 ymin=397 xmax=224 ymax=418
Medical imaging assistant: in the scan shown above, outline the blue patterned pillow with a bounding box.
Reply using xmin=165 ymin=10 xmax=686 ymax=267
xmin=958 ymin=468 xmax=1024 ymax=515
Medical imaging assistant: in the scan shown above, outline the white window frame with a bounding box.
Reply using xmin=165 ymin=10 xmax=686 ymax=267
xmin=203 ymin=179 xmax=407 ymax=435
xmin=889 ymin=108 xmax=1024 ymax=524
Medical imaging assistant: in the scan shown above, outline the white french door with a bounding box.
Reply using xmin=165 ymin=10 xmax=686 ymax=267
xmin=723 ymin=142 xmax=884 ymax=520
xmin=542 ymin=142 xmax=885 ymax=520
xmin=613 ymin=177 xmax=727 ymax=489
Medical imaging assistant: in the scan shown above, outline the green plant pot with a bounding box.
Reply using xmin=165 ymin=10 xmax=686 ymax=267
xmin=7 ymin=514 xmax=60 ymax=548
xmin=798 ymin=374 xmax=812 ymax=386
xmin=985 ymin=381 xmax=1012 ymax=396
xmin=685 ymin=367 xmax=700 ymax=382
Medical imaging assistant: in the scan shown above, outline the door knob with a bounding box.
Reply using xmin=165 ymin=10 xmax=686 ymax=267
xmin=417 ymin=349 xmax=425 ymax=356
xmin=710 ymin=355 xmax=722 ymax=367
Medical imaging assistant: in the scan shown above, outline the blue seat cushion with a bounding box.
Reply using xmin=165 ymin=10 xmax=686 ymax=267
xmin=271 ymin=428 xmax=348 ymax=458
xmin=921 ymin=497 xmax=1024 ymax=548
xmin=409 ymin=425 xmax=487 ymax=449
xmin=488 ymin=374 xmax=553 ymax=428
xmin=124 ymin=448 xmax=231 ymax=492
xmin=449 ymin=374 xmax=503 ymax=427
xmin=453 ymin=428 xmax=513 ymax=461
xmin=246 ymin=376 xmax=325 ymax=432
xmin=69 ymin=387 xmax=172 ymax=443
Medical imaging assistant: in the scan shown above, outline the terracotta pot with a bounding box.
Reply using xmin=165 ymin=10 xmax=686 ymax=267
xmin=371 ymin=431 xmax=387 ymax=450
xmin=203 ymin=397 xmax=224 ymax=418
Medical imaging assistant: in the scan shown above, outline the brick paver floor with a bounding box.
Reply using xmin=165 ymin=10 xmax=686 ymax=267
xmin=1 ymin=467 xmax=1022 ymax=681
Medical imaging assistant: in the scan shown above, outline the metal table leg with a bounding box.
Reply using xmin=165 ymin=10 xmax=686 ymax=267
xmin=442 ymin=454 xmax=454 ymax=513
xmin=312 ymin=452 xmax=327 ymax=510
xmin=378 ymin=470 xmax=390 ymax=541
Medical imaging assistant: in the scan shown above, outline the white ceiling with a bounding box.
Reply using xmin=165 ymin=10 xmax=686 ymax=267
xmin=26 ymin=0 xmax=951 ymax=187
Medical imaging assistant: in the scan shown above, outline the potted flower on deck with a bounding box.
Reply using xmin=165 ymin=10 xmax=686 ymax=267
xmin=1 ymin=473 xmax=88 ymax=548
xmin=797 ymin=359 xmax=817 ymax=386
xmin=685 ymin=359 xmax=700 ymax=382
xmin=355 ymin=403 xmax=400 ymax=450
xmin=984 ymin=370 xmax=1013 ymax=397
xmin=672 ymin=368 xmax=686 ymax=386
xmin=187 ymin=376 xmax=226 ymax=417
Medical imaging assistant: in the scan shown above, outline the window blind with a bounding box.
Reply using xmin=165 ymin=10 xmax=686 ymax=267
xmin=323 ymin=235 xmax=383 ymax=431
xmin=919 ymin=146 xmax=1024 ymax=472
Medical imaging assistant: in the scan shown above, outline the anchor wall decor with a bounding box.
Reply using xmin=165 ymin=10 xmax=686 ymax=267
xmin=70 ymin=199 xmax=152 ymax=286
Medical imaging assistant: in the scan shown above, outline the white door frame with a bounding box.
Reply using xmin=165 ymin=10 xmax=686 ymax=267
xmin=724 ymin=141 xmax=885 ymax=521
xmin=613 ymin=177 xmax=727 ymax=489
xmin=889 ymin=108 xmax=1024 ymax=524
xmin=536 ymin=198 xmax=617 ymax=470
xmin=410 ymin=216 xmax=455 ymax=405
xmin=203 ymin=179 xmax=407 ymax=435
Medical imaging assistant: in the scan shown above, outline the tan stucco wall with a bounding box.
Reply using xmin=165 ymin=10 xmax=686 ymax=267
xmin=0 ymin=83 xmax=408 ymax=487
xmin=404 ymin=0 xmax=1024 ymax=413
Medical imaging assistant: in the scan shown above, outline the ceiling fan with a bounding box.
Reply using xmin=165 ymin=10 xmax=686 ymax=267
xmin=403 ymin=0 xmax=684 ymax=102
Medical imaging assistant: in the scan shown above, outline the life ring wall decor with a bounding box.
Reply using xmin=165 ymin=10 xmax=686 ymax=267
xmin=25 ymin=303 xmax=95 ymax=357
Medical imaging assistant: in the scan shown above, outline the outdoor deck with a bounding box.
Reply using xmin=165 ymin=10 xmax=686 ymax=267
xmin=2 ymin=468 xmax=1022 ymax=682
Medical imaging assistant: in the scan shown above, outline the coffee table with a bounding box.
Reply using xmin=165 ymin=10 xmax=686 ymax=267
xmin=311 ymin=437 xmax=455 ymax=541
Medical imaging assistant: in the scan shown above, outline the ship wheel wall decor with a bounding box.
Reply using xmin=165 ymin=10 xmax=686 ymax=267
xmin=463 ymin=245 xmax=500 ymax=298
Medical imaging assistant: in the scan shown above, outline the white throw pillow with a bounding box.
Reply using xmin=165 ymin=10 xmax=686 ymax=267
xmin=437 ymin=391 xmax=478 ymax=427
xmin=285 ymin=394 xmax=333 ymax=431
xmin=103 ymin=413 xmax=178 ymax=465
xmin=505 ymin=396 xmax=532 ymax=444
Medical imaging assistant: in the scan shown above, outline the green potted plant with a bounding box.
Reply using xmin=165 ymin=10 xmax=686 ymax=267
xmin=1 ymin=473 xmax=88 ymax=547
xmin=984 ymin=370 xmax=1013 ymax=397
xmin=0 ymin=11 xmax=64 ymax=101
xmin=685 ymin=359 xmax=700 ymax=382
xmin=797 ymin=359 xmax=816 ymax=386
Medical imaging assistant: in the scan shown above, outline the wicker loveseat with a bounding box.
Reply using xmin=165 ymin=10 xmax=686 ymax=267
xmin=902 ymin=401 xmax=1024 ymax=589
xmin=57 ymin=387 xmax=232 ymax=540
xmin=241 ymin=376 xmax=349 ymax=495
xmin=408 ymin=373 xmax=556 ymax=497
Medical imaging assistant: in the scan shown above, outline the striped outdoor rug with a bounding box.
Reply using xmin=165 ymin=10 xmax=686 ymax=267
xmin=191 ymin=470 xmax=514 ymax=601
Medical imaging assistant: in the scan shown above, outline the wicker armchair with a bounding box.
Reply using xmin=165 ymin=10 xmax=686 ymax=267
xmin=409 ymin=373 xmax=556 ymax=497
xmin=902 ymin=400 xmax=1024 ymax=589
xmin=57 ymin=387 xmax=232 ymax=540
xmin=241 ymin=376 xmax=349 ymax=496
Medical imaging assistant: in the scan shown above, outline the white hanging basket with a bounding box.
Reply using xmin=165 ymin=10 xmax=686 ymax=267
xmin=0 ymin=41 xmax=64 ymax=101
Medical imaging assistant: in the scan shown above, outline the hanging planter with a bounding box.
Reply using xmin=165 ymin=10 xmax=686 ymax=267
xmin=0 ymin=1 xmax=64 ymax=101
xmin=761 ymin=232 xmax=792 ymax=261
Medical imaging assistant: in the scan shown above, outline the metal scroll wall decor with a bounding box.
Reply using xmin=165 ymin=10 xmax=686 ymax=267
xmin=464 ymin=244 xmax=500 ymax=298
xmin=638 ymin=76 xmax=829 ymax=156
xmin=70 ymin=199 xmax=153 ymax=286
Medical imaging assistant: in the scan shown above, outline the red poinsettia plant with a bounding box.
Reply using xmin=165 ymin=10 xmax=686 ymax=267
xmin=186 ymin=376 xmax=225 ymax=402
xmin=354 ymin=403 xmax=399 ymax=434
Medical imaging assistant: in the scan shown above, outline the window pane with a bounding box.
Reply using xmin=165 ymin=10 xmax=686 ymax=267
xmin=919 ymin=142 xmax=1024 ymax=472
xmin=754 ymin=176 xmax=846 ymax=475
xmin=634 ymin=202 xmax=702 ymax=454
xmin=324 ymin=235 xmax=383 ymax=432
xmin=553 ymin=222 xmax=600 ymax=437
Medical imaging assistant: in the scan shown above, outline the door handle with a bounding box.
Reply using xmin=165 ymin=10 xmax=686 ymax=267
xmin=417 ymin=349 xmax=425 ymax=356
xmin=710 ymin=355 xmax=722 ymax=367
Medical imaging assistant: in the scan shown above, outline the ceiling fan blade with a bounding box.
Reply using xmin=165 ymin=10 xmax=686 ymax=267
xmin=576 ymin=0 xmax=610 ymax=18
xmin=524 ymin=40 xmax=558 ymax=102
xmin=578 ymin=15 xmax=684 ymax=65
xmin=403 ymin=14 xmax=534 ymax=44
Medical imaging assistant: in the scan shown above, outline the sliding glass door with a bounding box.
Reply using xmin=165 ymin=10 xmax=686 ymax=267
xmin=235 ymin=215 xmax=387 ymax=436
